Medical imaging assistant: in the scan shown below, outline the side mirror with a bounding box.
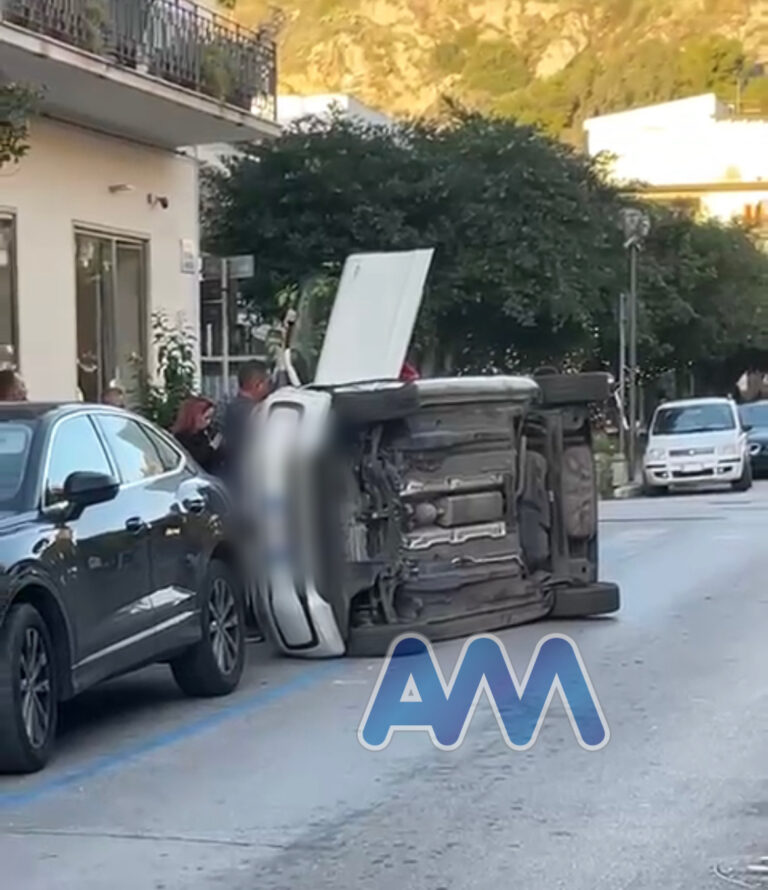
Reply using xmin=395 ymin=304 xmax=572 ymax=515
xmin=741 ymin=422 xmax=753 ymax=433
xmin=64 ymin=471 xmax=119 ymax=510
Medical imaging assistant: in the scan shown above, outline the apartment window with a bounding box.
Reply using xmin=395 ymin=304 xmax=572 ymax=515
xmin=0 ymin=216 xmax=18 ymax=366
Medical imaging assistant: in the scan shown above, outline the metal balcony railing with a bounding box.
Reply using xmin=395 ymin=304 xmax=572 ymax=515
xmin=1 ymin=0 xmax=277 ymax=117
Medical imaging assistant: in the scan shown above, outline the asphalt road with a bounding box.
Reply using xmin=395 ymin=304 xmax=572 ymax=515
xmin=4 ymin=482 xmax=768 ymax=890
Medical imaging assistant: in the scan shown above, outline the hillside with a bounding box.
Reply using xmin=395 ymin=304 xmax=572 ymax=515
xmin=226 ymin=0 xmax=768 ymax=137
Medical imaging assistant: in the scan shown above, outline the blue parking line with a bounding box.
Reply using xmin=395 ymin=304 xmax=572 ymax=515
xmin=0 ymin=661 xmax=339 ymax=811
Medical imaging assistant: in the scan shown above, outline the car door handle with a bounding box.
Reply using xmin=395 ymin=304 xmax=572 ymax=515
xmin=125 ymin=517 xmax=147 ymax=534
xmin=182 ymin=497 xmax=205 ymax=514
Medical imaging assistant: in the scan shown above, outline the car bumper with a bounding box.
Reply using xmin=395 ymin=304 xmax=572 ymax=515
xmin=643 ymin=458 xmax=743 ymax=487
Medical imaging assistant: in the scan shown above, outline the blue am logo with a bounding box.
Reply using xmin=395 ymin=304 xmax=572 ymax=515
xmin=358 ymin=633 xmax=609 ymax=752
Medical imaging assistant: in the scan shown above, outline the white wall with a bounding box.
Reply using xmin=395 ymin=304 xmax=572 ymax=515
xmin=584 ymin=94 xmax=768 ymax=190
xmin=0 ymin=117 xmax=199 ymax=400
xmin=277 ymin=94 xmax=393 ymax=127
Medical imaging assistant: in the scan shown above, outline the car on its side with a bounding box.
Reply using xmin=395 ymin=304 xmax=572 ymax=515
xmin=0 ymin=403 xmax=246 ymax=774
xmin=244 ymin=249 xmax=620 ymax=658
xmin=643 ymin=397 xmax=751 ymax=495
xmin=738 ymin=400 xmax=768 ymax=477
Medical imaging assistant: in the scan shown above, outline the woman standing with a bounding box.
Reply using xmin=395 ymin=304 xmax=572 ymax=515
xmin=171 ymin=396 xmax=223 ymax=474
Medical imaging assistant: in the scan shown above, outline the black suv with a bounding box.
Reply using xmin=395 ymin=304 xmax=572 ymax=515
xmin=0 ymin=403 xmax=246 ymax=773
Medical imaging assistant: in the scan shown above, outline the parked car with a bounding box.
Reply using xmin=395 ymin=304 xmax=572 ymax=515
xmin=0 ymin=403 xmax=246 ymax=773
xmin=642 ymin=397 xmax=751 ymax=495
xmin=738 ymin=400 xmax=768 ymax=476
xmin=244 ymin=249 xmax=619 ymax=658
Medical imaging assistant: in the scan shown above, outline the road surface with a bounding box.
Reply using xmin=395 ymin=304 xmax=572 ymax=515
xmin=3 ymin=483 xmax=768 ymax=889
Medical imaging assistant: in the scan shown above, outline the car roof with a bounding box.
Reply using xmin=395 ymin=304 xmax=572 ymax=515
xmin=655 ymin=397 xmax=734 ymax=410
xmin=0 ymin=402 xmax=142 ymax=423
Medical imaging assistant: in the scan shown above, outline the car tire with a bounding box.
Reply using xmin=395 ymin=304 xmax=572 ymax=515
xmin=643 ymin=481 xmax=667 ymax=497
xmin=0 ymin=603 xmax=58 ymax=774
xmin=534 ymin=372 xmax=613 ymax=406
xmin=171 ymin=560 xmax=246 ymax=698
xmin=732 ymin=459 xmax=753 ymax=492
xmin=330 ymin=382 xmax=420 ymax=424
xmin=550 ymin=582 xmax=620 ymax=618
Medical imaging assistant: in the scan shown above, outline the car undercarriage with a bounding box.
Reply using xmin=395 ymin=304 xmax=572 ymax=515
xmin=252 ymin=373 xmax=618 ymax=657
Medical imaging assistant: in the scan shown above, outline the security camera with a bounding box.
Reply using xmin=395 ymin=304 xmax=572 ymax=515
xmin=147 ymin=193 xmax=170 ymax=209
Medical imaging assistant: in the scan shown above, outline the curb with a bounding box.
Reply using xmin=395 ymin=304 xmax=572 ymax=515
xmin=612 ymin=483 xmax=643 ymax=499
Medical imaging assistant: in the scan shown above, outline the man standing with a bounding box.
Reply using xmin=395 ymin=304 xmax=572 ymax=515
xmin=220 ymin=360 xmax=271 ymax=483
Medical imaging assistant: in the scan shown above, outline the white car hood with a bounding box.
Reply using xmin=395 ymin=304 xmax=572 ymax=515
xmin=650 ymin=429 xmax=741 ymax=453
xmin=313 ymin=249 xmax=434 ymax=386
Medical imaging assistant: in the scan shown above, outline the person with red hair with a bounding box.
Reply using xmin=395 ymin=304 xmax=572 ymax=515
xmin=171 ymin=396 xmax=222 ymax=474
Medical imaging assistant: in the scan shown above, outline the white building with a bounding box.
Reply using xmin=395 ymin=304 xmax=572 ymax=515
xmin=584 ymin=94 xmax=768 ymax=233
xmin=196 ymin=92 xmax=393 ymax=171
xmin=0 ymin=0 xmax=278 ymax=402
xmin=277 ymin=93 xmax=393 ymax=128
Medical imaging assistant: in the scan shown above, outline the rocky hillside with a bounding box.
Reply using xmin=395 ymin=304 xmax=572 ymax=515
xmin=227 ymin=0 xmax=768 ymax=134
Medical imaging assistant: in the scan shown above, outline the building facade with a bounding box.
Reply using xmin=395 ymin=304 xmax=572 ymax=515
xmin=0 ymin=0 xmax=278 ymax=401
xmin=276 ymin=93 xmax=393 ymax=128
xmin=584 ymin=94 xmax=768 ymax=241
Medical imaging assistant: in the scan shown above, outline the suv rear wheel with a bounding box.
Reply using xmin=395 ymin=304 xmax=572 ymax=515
xmin=0 ymin=603 xmax=58 ymax=773
xmin=171 ymin=560 xmax=246 ymax=697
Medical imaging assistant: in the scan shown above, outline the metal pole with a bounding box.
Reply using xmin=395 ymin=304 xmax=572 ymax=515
xmin=628 ymin=245 xmax=639 ymax=482
xmin=618 ymin=291 xmax=627 ymax=458
xmin=221 ymin=258 xmax=230 ymax=397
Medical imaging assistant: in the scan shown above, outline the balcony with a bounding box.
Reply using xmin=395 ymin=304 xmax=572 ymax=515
xmin=0 ymin=0 xmax=279 ymax=147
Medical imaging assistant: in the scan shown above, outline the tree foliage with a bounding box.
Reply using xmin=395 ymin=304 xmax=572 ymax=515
xmin=204 ymin=109 xmax=768 ymax=384
xmin=0 ymin=83 xmax=39 ymax=168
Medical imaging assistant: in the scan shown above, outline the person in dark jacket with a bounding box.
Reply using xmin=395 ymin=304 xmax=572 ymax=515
xmin=171 ymin=396 xmax=223 ymax=474
xmin=219 ymin=360 xmax=271 ymax=483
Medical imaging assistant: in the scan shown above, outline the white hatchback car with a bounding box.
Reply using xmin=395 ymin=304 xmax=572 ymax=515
xmin=643 ymin=397 xmax=752 ymax=494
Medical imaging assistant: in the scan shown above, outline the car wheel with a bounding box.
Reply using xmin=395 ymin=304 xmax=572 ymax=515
xmin=0 ymin=603 xmax=58 ymax=773
xmin=732 ymin=459 xmax=753 ymax=492
xmin=550 ymin=582 xmax=620 ymax=618
xmin=171 ymin=560 xmax=246 ymax=697
xmin=642 ymin=481 xmax=667 ymax=497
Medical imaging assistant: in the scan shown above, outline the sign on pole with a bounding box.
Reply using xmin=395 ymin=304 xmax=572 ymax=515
xmin=226 ymin=254 xmax=255 ymax=280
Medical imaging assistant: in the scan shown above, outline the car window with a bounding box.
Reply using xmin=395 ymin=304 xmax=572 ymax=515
xmin=141 ymin=424 xmax=182 ymax=472
xmin=0 ymin=421 xmax=34 ymax=502
xmin=45 ymin=416 xmax=112 ymax=506
xmin=739 ymin=402 xmax=768 ymax=428
xmin=652 ymin=403 xmax=735 ymax=435
xmin=96 ymin=415 xmax=165 ymax=484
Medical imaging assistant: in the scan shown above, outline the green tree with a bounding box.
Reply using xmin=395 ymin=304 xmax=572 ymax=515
xmin=205 ymin=108 xmax=626 ymax=373
xmin=204 ymin=110 xmax=768 ymax=386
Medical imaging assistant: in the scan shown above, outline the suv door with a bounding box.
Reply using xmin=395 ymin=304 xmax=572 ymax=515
xmin=41 ymin=413 xmax=153 ymax=673
xmin=94 ymin=414 xmax=206 ymax=634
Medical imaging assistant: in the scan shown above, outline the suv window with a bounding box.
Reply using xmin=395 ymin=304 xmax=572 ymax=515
xmin=141 ymin=424 xmax=182 ymax=472
xmin=45 ymin=415 xmax=112 ymax=506
xmin=96 ymin=415 xmax=165 ymax=484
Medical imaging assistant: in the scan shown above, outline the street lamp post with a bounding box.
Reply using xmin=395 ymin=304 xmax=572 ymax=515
xmin=618 ymin=291 xmax=627 ymax=458
xmin=619 ymin=208 xmax=651 ymax=483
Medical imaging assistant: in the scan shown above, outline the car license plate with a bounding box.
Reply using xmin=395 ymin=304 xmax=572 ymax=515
xmin=683 ymin=462 xmax=703 ymax=473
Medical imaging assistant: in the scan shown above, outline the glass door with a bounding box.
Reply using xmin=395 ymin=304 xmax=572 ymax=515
xmin=75 ymin=232 xmax=147 ymax=403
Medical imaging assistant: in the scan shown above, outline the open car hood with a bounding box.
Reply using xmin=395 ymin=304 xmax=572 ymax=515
xmin=313 ymin=249 xmax=434 ymax=386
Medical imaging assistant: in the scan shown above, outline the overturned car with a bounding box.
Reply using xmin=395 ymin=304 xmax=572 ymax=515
xmin=245 ymin=250 xmax=619 ymax=657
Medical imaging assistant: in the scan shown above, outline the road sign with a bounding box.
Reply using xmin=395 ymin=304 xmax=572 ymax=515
xmin=226 ymin=254 xmax=255 ymax=280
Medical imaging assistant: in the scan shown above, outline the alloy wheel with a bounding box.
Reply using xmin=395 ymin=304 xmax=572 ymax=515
xmin=19 ymin=627 xmax=52 ymax=749
xmin=208 ymin=578 xmax=240 ymax=675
